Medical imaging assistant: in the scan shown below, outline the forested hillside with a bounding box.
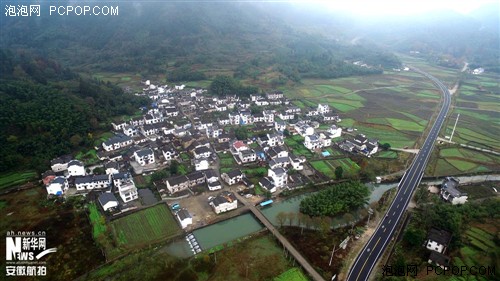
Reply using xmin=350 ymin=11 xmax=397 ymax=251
xmin=0 ymin=1 xmax=399 ymax=83
xmin=0 ymin=50 xmax=148 ymax=172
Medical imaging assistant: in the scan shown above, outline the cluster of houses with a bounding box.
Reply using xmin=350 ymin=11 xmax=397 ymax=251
xmin=43 ymin=79 xmax=384 ymax=230
xmin=339 ymin=134 xmax=379 ymax=157
xmin=44 ymin=156 xmax=139 ymax=212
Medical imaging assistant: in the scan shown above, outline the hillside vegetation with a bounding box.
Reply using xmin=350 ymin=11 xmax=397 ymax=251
xmin=0 ymin=1 xmax=399 ymax=83
xmin=0 ymin=50 xmax=148 ymax=172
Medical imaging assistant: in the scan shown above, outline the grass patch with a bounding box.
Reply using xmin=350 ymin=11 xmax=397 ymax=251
xmin=110 ymin=204 xmax=181 ymax=250
xmin=0 ymin=171 xmax=37 ymax=190
xmin=446 ymin=159 xmax=477 ymax=172
xmin=376 ymin=150 xmax=398 ymax=159
xmin=88 ymin=203 xmax=107 ymax=239
xmin=274 ymin=268 xmax=308 ymax=281
xmin=386 ymin=118 xmax=424 ymax=132
xmin=285 ymin=135 xmax=313 ymax=158
xmin=311 ymin=160 xmax=334 ymax=178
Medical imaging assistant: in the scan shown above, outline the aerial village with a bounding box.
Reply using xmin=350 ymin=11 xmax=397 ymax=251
xmin=42 ymin=79 xmax=465 ymax=236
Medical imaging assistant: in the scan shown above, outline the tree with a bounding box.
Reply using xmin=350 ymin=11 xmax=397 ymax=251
xmin=209 ymin=75 xmax=239 ymax=96
xmin=286 ymin=212 xmax=296 ymax=226
xmin=335 ymin=166 xmax=343 ymax=179
xmin=234 ymin=127 xmax=249 ymax=140
xmin=169 ymin=161 xmax=180 ymax=175
xmin=380 ymin=143 xmax=391 ymax=151
xmin=69 ymin=134 xmax=82 ymax=148
xmin=300 ymin=181 xmax=370 ymax=217
xmin=403 ymin=227 xmax=425 ymax=248
xmin=276 ymin=212 xmax=286 ymax=228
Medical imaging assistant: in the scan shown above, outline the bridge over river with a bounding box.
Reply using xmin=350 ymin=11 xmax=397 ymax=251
xmin=233 ymin=192 xmax=326 ymax=281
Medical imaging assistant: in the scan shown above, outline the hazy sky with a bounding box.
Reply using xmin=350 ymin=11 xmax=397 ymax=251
xmin=317 ymin=0 xmax=499 ymax=15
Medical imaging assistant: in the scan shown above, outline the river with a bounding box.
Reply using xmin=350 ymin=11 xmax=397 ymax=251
xmin=164 ymin=175 xmax=499 ymax=258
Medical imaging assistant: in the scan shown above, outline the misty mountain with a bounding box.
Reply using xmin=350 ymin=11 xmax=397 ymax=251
xmin=0 ymin=1 xmax=399 ymax=81
xmin=343 ymin=5 xmax=499 ymax=71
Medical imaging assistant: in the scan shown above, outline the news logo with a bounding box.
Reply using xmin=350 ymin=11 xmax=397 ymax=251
xmin=5 ymin=231 xmax=56 ymax=277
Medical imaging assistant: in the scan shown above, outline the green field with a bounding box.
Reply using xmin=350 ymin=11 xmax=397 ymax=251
xmin=311 ymin=158 xmax=360 ymax=179
xmin=285 ymin=135 xmax=314 ymax=158
xmin=111 ymin=204 xmax=181 ymax=249
xmin=0 ymin=171 xmax=37 ymax=190
xmin=433 ymin=146 xmax=500 ymax=176
xmin=444 ymin=72 xmax=500 ymax=154
xmin=274 ymin=268 xmax=308 ymax=281
xmin=280 ymin=67 xmax=448 ymax=150
xmin=218 ymin=152 xmax=237 ymax=168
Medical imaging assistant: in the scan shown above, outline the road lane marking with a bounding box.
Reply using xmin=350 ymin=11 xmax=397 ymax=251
xmin=355 ymin=237 xmax=382 ymax=281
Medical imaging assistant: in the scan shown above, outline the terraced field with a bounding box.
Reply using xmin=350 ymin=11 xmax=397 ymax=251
xmin=0 ymin=171 xmax=37 ymax=190
xmin=280 ymin=61 xmax=448 ymax=149
xmin=431 ymin=147 xmax=500 ymax=176
xmin=452 ymin=224 xmax=499 ymax=278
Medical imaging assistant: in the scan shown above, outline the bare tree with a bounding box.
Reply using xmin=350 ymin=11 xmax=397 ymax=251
xmin=275 ymin=212 xmax=286 ymax=228
xmin=286 ymin=212 xmax=296 ymax=226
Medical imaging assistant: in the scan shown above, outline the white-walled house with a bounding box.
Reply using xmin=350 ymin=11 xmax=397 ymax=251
xmin=268 ymin=168 xmax=287 ymax=188
xmin=426 ymin=228 xmax=452 ymax=254
xmin=304 ymin=134 xmax=322 ymax=151
xmin=134 ymin=148 xmax=155 ymax=166
xmin=176 ymin=209 xmax=192 ymax=229
xmin=102 ymin=134 xmax=133 ymax=151
xmin=440 ymin=177 xmax=468 ymax=205
xmin=50 ymin=155 xmax=73 ymax=172
xmin=259 ymin=177 xmax=276 ymax=193
xmin=46 ymin=176 xmax=68 ymax=196
xmin=166 ymin=175 xmax=190 ymax=194
xmin=122 ymin=125 xmax=138 ymax=137
xmin=112 ymin=173 xmax=138 ymax=202
xmin=98 ymin=193 xmax=119 ymax=212
xmin=68 ymin=160 xmax=86 ymax=177
xmin=75 ymin=174 xmax=111 ymax=191
xmin=327 ymin=125 xmax=342 ymax=138
xmin=105 ymin=162 xmax=120 ymax=175
xmin=221 ymin=169 xmax=244 ymax=185
xmin=317 ymin=104 xmax=330 ymax=114
xmin=209 ymin=192 xmax=238 ymax=214
xmin=195 ymin=159 xmax=209 ymax=171
xmin=238 ymin=149 xmax=256 ymax=164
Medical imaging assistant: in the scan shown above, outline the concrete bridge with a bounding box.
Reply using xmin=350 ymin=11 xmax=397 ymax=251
xmin=233 ymin=192 xmax=326 ymax=281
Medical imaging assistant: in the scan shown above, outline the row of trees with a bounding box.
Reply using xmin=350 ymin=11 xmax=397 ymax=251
xmin=299 ymin=181 xmax=370 ymax=217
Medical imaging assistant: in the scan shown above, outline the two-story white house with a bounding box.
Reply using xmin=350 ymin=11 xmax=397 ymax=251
xmin=112 ymin=172 xmax=138 ymax=202
xmin=134 ymin=148 xmax=155 ymax=166
xmin=221 ymin=169 xmax=244 ymax=186
xmin=46 ymin=176 xmax=69 ymax=196
xmin=268 ymin=167 xmax=287 ymax=188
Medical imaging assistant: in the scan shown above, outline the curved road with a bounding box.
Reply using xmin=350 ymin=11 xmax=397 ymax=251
xmin=347 ymin=67 xmax=452 ymax=281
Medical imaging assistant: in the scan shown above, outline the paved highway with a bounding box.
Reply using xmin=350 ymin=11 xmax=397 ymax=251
xmin=346 ymin=67 xmax=452 ymax=281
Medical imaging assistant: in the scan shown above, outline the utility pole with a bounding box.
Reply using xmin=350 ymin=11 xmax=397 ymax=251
xmin=366 ymin=208 xmax=374 ymax=227
xmin=449 ymin=114 xmax=460 ymax=142
xmin=329 ymin=245 xmax=336 ymax=266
